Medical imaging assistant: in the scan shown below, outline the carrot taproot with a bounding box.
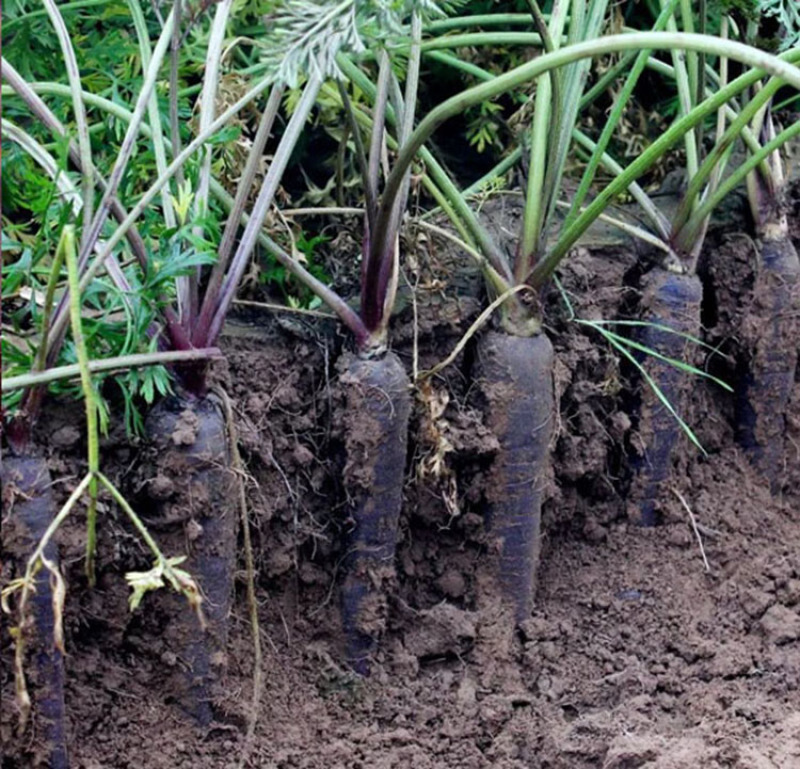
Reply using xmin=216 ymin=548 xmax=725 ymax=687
xmin=3 ymin=455 xmax=69 ymax=769
xmin=474 ymin=330 xmax=555 ymax=624
xmin=143 ymin=393 xmax=236 ymax=724
xmin=737 ymin=232 xmax=800 ymax=491
xmin=337 ymin=350 xmax=411 ymax=675
xmin=632 ymin=268 xmax=703 ymax=526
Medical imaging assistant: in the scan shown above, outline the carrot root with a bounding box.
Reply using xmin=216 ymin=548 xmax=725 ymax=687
xmin=4 ymin=456 xmax=69 ymax=769
xmin=475 ymin=330 xmax=555 ymax=625
xmin=737 ymin=234 xmax=800 ymax=491
xmin=632 ymin=269 xmax=703 ymax=526
xmin=144 ymin=394 xmax=237 ymax=723
xmin=338 ymin=351 xmax=411 ymax=675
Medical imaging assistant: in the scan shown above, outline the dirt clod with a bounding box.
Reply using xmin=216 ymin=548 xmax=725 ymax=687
xmin=759 ymin=604 xmax=800 ymax=645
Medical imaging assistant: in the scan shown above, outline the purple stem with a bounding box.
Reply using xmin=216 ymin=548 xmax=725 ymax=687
xmin=203 ymin=74 xmax=324 ymax=347
xmin=193 ymin=84 xmax=283 ymax=345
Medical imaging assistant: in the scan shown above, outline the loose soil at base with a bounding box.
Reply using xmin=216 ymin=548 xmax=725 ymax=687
xmin=2 ymin=191 xmax=799 ymax=768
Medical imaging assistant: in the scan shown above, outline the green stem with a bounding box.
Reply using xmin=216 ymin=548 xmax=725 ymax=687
xmin=422 ymin=153 xmax=514 ymax=283
xmin=189 ymin=0 xmax=233 ymax=324
xmin=45 ymin=9 xmax=176 ymax=365
xmin=170 ymin=0 xmax=185 ymax=185
xmin=425 ymin=13 xmax=537 ymax=32
xmin=672 ymin=76 xmax=784 ymax=254
xmin=555 ymin=200 xmax=673 ymax=254
xmin=420 ymin=31 xmax=546 ymax=51
xmin=534 ymin=45 xmax=800 ymax=286
xmin=0 ymin=65 xmax=152 ymax=313
xmin=580 ymin=49 xmax=638 ymax=107
xmin=239 ymin=14 xmax=547 ymax=37
xmin=2 ymin=348 xmax=223 ymax=392
xmin=207 ymin=179 xmax=368 ymax=340
xmin=42 ymin=58 xmax=276 ymax=352
xmin=3 ymin=0 xmax=111 ymax=30
xmin=368 ymin=53 xmax=391 ymax=217
xmin=423 ymin=49 xmax=499 ymax=81
xmin=337 ymin=53 xmax=512 ymax=283
xmin=97 ymin=472 xmax=202 ymax=612
xmin=683 ymin=119 xmax=800 ymax=246
xmin=205 ymin=73 xmax=324 ymax=347
xmin=128 ymin=0 xmax=177 ymax=230
xmin=194 ymin=84 xmax=284 ymax=346
xmin=564 ymin=0 xmax=679 ymax=237
xmin=3 ymin=76 xmax=362 ymax=342
xmin=538 ymin=0 xmax=609 ymax=235
xmin=79 ymin=8 xmax=175 ymax=261
xmin=33 ymin=232 xmax=68 ymax=378
xmin=633 ymin=57 xmax=769 ymax=177
xmin=680 ymin=0 xmax=699 ymax=118
xmin=696 ymin=0 xmax=707 ymax=151
xmin=571 ymin=129 xmax=669 ymax=237
xmin=420 ymin=176 xmax=477 ymax=246
xmin=42 ymin=0 xmax=95 ymax=251
xmin=710 ymin=14 xmax=730 ymax=201
xmin=373 ymin=11 xmax=424 ymax=343
xmin=774 ymin=92 xmax=800 ymax=111
xmin=519 ymin=0 xmax=569 ymax=281
xmin=61 ymin=226 xmax=99 ymax=586
xmin=663 ymin=0 xmax=700 ymax=183
xmin=338 ymin=80 xmax=375 ymax=227
xmin=371 ymin=32 xmax=800 ymax=286
xmin=95 ymin=474 xmax=163 ymax=563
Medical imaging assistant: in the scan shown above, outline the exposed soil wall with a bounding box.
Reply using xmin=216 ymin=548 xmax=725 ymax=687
xmin=2 ymin=188 xmax=799 ymax=768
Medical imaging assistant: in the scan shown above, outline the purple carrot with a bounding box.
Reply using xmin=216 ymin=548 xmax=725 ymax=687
xmin=631 ymin=268 xmax=703 ymax=526
xmin=338 ymin=351 xmax=411 ymax=674
xmin=737 ymin=232 xmax=800 ymax=491
xmin=143 ymin=394 xmax=236 ymax=724
xmin=474 ymin=330 xmax=555 ymax=624
xmin=3 ymin=456 xmax=69 ymax=768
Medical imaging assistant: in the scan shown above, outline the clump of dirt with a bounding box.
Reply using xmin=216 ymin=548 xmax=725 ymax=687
xmin=3 ymin=188 xmax=800 ymax=767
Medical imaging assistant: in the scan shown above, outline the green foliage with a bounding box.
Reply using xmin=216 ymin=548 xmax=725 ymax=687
xmin=466 ymin=99 xmax=504 ymax=152
xmin=263 ymin=0 xmax=463 ymax=86
xmin=116 ymin=344 xmax=173 ymax=438
xmin=260 ymin=229 xmax=330 ymax=308
xmin=4 ymin=0 xmax=800 ymax=439
xmin=125 ymin=555 xmax=192 ymax=612
xmin=759 ymin=0 xmax=800 ymax=50
xmin=1 ymin=101 xmax=218 ymax=436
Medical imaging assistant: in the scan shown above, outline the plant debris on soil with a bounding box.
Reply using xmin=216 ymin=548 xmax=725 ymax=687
xmin=2 ymin=190 xmax=799 ymax=768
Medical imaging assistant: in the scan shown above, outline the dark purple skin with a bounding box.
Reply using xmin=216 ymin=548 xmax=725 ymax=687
xmin=475 ymin=330 xmax=555 ymax=625
xmin=145 ymin=394 xmax=237 ymax=724
xmin=633 ymin=269 xmax=703 ymax=526
xmin=3 ymin=456 xmax=69 ymax=769
xmin=339 ymin=351 xmax=411 ymax=675
xmin=737 ymin=235 xmax=800 ymax=491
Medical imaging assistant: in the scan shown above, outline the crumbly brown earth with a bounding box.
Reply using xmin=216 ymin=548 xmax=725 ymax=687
xmin=2 ymin=192 xmax=799 ymax=768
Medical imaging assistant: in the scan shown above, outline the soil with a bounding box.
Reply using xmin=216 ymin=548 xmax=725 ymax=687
xmin=2 ymin=188 xmax=799 ymax=768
